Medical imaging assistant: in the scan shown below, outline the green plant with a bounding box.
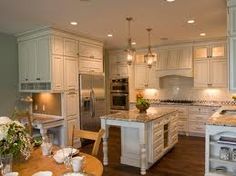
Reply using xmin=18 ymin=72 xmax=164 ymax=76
xmin=136 ymin=98 xmax=150 ymax=108
xmin=0 ymin=117 xmax=32 ymax=159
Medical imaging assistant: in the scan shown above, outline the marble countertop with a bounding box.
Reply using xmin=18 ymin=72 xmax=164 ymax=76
xmin=32 ymin=114 xmax=63 ymax=125
xmin=207 ymin=106 xmax=236 ymax=127
xmin=101 ymin=107 xmax=177 ymax=123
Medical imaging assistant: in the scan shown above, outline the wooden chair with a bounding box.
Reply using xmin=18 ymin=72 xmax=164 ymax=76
xmin=14 ymin=111 xmax=33 ymax=136
xmin=72 ymin=127 xmax=105 ymax=156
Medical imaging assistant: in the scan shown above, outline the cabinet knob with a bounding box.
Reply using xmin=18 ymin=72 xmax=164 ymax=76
xmin=36 ymin=78 xmax=40 ymax=81
xmin=90 ymin=56 xmax=94 ymax=58
xmin=25 ymin=78 xmax=28 ymax=81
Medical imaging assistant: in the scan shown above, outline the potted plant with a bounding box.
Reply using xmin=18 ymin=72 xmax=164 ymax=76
xmin=233 ymin=95 xmax=236 ymax=101
xmin=0 ymin=116 xmax=32 ymax=160
xmin=136 ymin=98 xmax=150 ymax=113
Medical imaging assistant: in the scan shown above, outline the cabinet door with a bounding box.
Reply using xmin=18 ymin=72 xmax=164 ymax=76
xmin=210 ymin=59 xmax=227 ymax=88
xmin=79 ymin=56 xmax=103 ymax=73
xmin=117 ymin=64 xmax=128 ymax=77
xmin=194 ymin=45 xmax=209 ymax=59
xmin=64 ymin=57 xmax=78 ymax=90
xmin=194 ymin=60 xmax=209 ymax=88
xmin=179 ymin=46 xmax=192 ymax=69
xmin=156 ymin=50 xmax=168 ymax=70
xmin=135 ymin=64 xmax=147 ymax=89
xmin=229 ymin=7 xmax=236 ymax=36
xmin=67 ymin=118 xmax=78 ymax=146
xmin=52 ymin=36 xmax=64 ymax=55
xmin=37 ymin=36 xmax=50 ymax=82
xmin=27 ymin=39 xmax=37 ymax=82
xmin=64 ymin=38 xmax=78 ymax=57
xmin=79 ymin=42 xmax=103 ymax=59
xmin=65 ymin=92 xmax=78 ymax=118
xmin=211 ymin=43 xmax=226 ymax=59
xmin=52 ymin=55 xmax=64 ymax=91
xmin=229 ymin=37 xmax=236 ymax=91
xmin=18 ymin=41 xmax=29 ymax=83
xmin=147 ymin=67 xmax=159 ymax=89
xmin=167 ymin=49 xmax=179 ymax=69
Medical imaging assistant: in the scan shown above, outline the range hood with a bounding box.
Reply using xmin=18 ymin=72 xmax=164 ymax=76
xmin=157 ymin=68 xmax=193 ymax=78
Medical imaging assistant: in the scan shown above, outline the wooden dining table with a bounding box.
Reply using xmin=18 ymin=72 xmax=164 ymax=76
xmin=13 ymin=147 xmax=103 ymax=176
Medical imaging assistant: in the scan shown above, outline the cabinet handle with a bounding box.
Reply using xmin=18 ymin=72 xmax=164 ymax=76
xmin=25 ymin=78 xmax=28 ymax=81
xmin=90 ymin=56 xmax=94 ymax=58
xmin=207 ymin=83 xmax=212 ymax=87
xmin=36 ymin=78 xmax=40 ymax=81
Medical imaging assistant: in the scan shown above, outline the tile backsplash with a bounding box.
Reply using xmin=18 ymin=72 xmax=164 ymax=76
xmin=136 ymin=76 xmax=234 ymax=101
xmin=32 ymin=93 xmax=61 ymax=116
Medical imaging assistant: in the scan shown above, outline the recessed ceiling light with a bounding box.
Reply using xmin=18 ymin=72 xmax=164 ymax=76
xmin=107 ymin=34 xmax=113 ymax=37
xmin=70 ymin=22 xmax=78 ymax=26
xmin=200 ymin=33 xmax=206 ymax=36
xmin=132 ymin=42 xmax=136 ymax=45
xmin=166 ymin=0 xmax=175 ymax=2
xmin=187 ymin=19 xmax=195 ymax=24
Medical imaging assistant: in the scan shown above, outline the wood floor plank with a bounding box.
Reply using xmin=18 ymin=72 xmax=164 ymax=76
xmin=80 ymin=127 xmax=205 ymax=176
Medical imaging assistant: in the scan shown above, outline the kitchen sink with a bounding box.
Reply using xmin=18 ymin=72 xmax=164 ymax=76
xmin=220 ymin=109 xmax=236 ymax=115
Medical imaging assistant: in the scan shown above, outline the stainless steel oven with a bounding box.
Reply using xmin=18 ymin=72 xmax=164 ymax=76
xmin=110 ymin=92 xmax=129 ymax=110
xmin=110 ymin=78 xmax=129 ymax=110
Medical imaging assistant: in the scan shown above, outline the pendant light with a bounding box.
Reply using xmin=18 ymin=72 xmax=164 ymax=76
xmin=125 ymin=17 xmax=135 ymax=65
xmin=144 ymin=28 xmax=155 ymax=68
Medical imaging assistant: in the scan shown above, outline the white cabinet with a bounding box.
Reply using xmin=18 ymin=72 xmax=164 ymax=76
xmin=52 ymin=55 xmax=64 ymax=91
xmin=36 ymin=36 xmax=51 ymax=82
xmin=194 ymin=42 xmax=226 ymax=59
xmin=179 ymin=46 xmax=193 ymax=69
xmin=194 ymin=60 xmax=209 ymax=87
xmin=64 ymin=38 xmax=78 ymax=57
xmin=194 ymin=58 xmax=227 ymax=88
xmin=156 ymin=50 xmax=168 ymax=70
xmin=64 ymin=57 xmax=78 ymax=91
xmin=52 ymin=36 xmax=64 ymax=55
xmin=67 ymin=118 xmax=78 ymax=145
xmin=167 ymin=49 xmax=179 ymax=69
xmin=65 ymin=91 xmax=79 ymax=119
xmin=78 ymin=42 xmax=103 ymax=73
xmin=135 ymin=64 xmax=158 ymax=89
xmin=229 ymin=6 xmax=236 ymax=36
xmin=194 ymin=41 xmax=227 ymax=88
xmin=109 ymin=51 xmax=128 ymax=78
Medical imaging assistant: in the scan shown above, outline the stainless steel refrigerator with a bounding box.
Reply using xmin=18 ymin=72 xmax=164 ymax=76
xmin=79 ymin=74 xmax=106 ymax=132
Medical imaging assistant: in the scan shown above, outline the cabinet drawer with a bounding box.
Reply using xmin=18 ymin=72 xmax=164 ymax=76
xmin=189 ymin=114 xmax=209 ymax=122
xmin=153 ymin=130 xmax=163 ymax=142
xmin=189 ymin=121 xmax=205 ymax=133
xmin=153 ymin=120 xmax=162 ymax=131
xmin=79 ymin=57 xmax=103 ymax=73
xmin=178 ymin=123 xmax=188 ymax=131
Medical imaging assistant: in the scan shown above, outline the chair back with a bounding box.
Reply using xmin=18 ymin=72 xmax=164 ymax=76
xmin=72 ymin=127 xmax=105 ymax=156
xmin=14 ymin=111 xmax=32 ymax=136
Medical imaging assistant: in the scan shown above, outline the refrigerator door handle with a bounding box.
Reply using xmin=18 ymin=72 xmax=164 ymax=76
xmin=90 ymin=90 xmax=94 ymax=118
xmin=91 ymin=89 xmax=96 ymax=118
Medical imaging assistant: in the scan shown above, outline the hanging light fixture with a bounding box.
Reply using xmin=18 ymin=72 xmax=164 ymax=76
xmin=144 ymin=28 xmax=155 ymax=68
xmin=125 ymin=17 xmax=135 ymax=65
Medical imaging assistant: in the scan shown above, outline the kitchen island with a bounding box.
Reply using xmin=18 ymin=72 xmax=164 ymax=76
xmin=100 ymin=107 xmax=178 ymax=175
xmin=205 ymin=106 xmax=236 ymax=176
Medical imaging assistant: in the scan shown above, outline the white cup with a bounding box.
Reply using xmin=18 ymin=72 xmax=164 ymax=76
xmin=4 ymin=172 xmax=19 ymax=176
xmin=71 ymin=156 xmax=84 ymax=173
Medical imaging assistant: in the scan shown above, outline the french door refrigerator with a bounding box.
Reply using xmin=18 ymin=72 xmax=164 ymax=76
xmin=79 ymin=74 xmax=106 ymax=132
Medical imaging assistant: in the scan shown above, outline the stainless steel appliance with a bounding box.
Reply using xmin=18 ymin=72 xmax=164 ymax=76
xmin=79 ymin=74 xmax=106 ymax=132
xmin=110 ymin=78 xmax=129 ymax=110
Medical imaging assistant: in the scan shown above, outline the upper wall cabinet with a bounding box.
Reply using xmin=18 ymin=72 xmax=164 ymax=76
xmin=18 ymin=29 xmax=79 ymax=92
xmin=193 ymin=41 xmax=227 ymax=88
xmin=193 ymin=42 xmax=226 ymax=59
xmin=78 ymin=42 xmax=104 ymax=73
xmin=229 ymin=6 xmax=236 ymax=36
xmin=109 ymin=51 xmax=128 ymax=78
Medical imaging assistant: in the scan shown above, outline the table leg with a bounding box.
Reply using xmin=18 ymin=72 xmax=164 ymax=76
xmin=101 ymin=120 xmax=109 ymax=166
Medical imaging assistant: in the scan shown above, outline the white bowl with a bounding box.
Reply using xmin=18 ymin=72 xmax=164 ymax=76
xmin=32 ymin=171 xmax=53 ymax=176
xmin=53 ymin=148 xmax=78 ymax=164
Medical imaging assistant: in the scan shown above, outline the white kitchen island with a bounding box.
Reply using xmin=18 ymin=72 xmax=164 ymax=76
xmin=100 ymin=107 xmax=178 ymax=175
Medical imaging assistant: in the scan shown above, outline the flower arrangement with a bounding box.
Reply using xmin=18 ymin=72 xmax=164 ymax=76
xmin=136 ymin=98 xmax=150 ymax=113
xmin=0 ymin=116 xmax=32 ymax=160
xmin=233 ymin=95 xmax=236 ymax=101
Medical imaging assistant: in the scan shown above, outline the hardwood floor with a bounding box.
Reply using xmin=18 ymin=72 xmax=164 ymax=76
xmin=80 ymin=127 xmax=205 ymax=176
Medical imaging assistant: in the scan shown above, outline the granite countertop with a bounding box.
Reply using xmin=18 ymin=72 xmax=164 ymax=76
xmin=207 ymin=106 xmax=236 ymax=127
xmin=101 ymin=107 xmax=177 ymax=123
xmin=32 ymin=114 xmax=64 ymax=125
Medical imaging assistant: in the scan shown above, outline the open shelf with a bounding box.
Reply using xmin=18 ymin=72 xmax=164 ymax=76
xmin=209 ymin=170 xmax=234 ymax=176
xmin=210 ymin=141 xmax=236 ymax=147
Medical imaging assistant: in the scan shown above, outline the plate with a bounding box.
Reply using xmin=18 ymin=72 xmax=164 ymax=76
xmin=53 ymin=148 xmax=79 ymax=164
xmin=32 ymin=171 xmax=53 ymax=176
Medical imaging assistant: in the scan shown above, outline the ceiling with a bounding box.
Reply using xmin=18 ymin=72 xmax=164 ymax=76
xmin=0 ymin=0 xmax=227 ymax=49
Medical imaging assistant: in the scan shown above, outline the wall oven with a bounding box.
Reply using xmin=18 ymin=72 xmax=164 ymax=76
xmin=110 ymin=78 xmax=129 ymax=110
